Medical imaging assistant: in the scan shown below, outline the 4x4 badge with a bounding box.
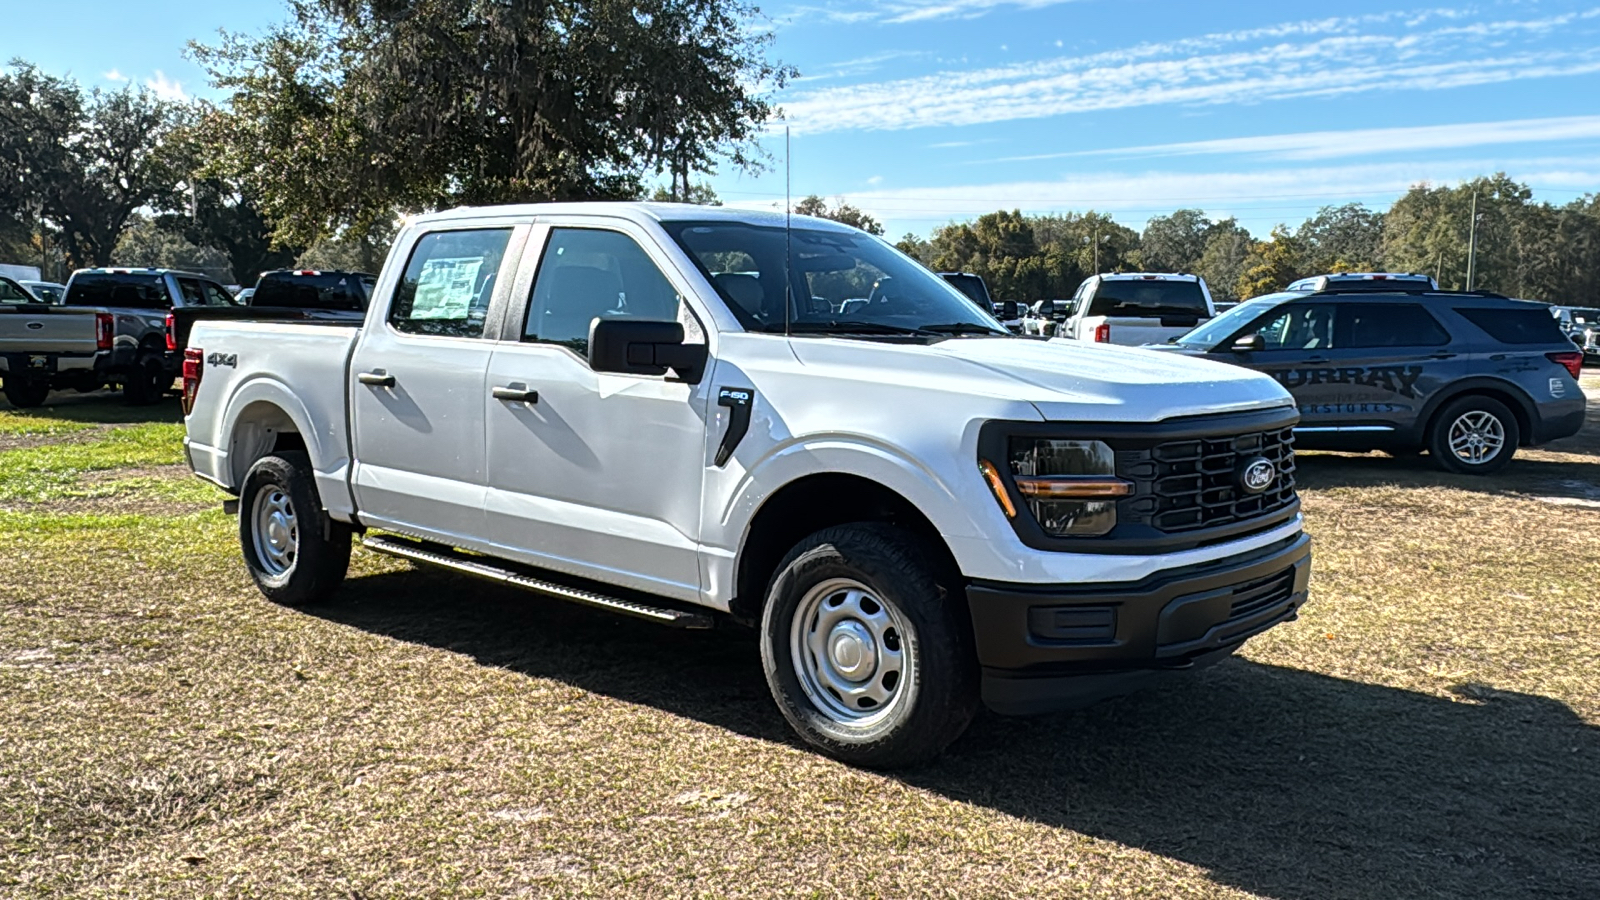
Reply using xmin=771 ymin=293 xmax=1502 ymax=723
xmin=1240 ymin=458 xmax=1276 ymax=494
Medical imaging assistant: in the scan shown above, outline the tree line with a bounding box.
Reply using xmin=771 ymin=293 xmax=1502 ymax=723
xmin=1 ymin=0 xmax=788 ymax=283
xmin=887 ymin=175 xmax=1600 ymax=305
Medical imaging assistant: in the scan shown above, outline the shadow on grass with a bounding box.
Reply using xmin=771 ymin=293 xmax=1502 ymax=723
xmin=1294 ymin=451 xmax=1600 ymax=501
xmin=0 ymin=390 xmax=182 ymax=425
xmin=313 ymin=568 xmax=1600 ymax=900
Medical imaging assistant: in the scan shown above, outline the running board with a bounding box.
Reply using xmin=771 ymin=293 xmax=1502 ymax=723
xmin=360 ymin=534 xmax=714 ymax=630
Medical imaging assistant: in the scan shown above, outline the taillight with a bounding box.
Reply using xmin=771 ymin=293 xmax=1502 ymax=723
xmin=95 ymin=313 xmax=113 ymax=351
xmin=1547 ymin=351 xmax=1583 ymax=379
xmin=182 ymin=347 xmax=204 ymax=414
xmin=1094 ymin=322 xmax=1111 ymax=343
xmin=165 ymin=313 xmax=176 ymax=352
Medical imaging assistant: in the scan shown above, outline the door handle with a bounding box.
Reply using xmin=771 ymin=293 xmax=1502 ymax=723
xmin=358 ymin=370 xmax=395 ymax=387
xmin=1428 ymin=352 xmax=1456 ymax=360
xmin=1304 ymin=356 xmax=1329 ymax=364
xmin=492 ymin=385 xmax=539 ymax=403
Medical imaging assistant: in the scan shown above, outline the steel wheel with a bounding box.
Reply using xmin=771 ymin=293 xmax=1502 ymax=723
xmin=790 ymin=577 xmax=912 ymax=726
xmin=1447 ymin=410 xmax=1506 ymax=464
xmin=251 ymin=487 xmax=299 ymax=577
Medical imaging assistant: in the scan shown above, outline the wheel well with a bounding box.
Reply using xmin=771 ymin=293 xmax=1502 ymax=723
xmin=227 ymin=401 xmax=306 ymax=488
xmin=1425 ymin=387 xmax=1534 ymax=447
xmin=730 ymin=473 xmax=961 ymax=625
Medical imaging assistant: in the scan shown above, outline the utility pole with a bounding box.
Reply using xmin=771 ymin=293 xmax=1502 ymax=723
xmin=1465 ymin=192 xmax=1480 ymax=291
xmin=1092 ymin=224 xmax=1100 ymax=274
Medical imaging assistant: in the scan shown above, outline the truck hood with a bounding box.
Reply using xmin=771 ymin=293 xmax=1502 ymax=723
xmin=789 ymin=336 xmax=1292 ymax=423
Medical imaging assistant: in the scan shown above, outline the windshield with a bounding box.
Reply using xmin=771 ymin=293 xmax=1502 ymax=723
xmin=664 ymin=222 xmax=1006 ymax=337
xmin=1087 ymin=279 xmax=1207 ymax=317
xmin=1175 ymin=295 xmax=1288 ymax=348
xmin=1563 ymin=307 xmax=1600 ymax=326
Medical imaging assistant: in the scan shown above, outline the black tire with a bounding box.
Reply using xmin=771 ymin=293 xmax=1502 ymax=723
xmin=1428 ymin=395 xmax=1520 ymax=475
xmin=238 ymin=451 xmax=352 ymax=606
xmin=122 ymin=353 xmax=167 ymax=406
xmin=3 ymin=376 xmax=50 ymax=409
xmin=759 ymin=523 xmax=979 ymax=768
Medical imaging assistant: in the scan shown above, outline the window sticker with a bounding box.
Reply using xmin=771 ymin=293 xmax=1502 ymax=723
xmin=410 ymin=257 xmax=485 ymax=320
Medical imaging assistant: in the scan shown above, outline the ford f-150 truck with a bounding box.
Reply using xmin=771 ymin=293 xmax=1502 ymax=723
xmin=0 ymin=268 xmax=235 ymax=407
xmin=1058 ymin=273 xmax=1215 ymax=346
xmin=183 ymin=203 xmax=1312 ymax=767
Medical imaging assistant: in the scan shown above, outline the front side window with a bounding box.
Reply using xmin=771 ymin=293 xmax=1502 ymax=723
xmin=666 ymin=221 xmax=1004 ymax=337
xmin=523 ymin=228 xmax=698 ymax=357
xmin=390 ymin=228 xmax=512 ymax=338
xmin=0 ymin=278 xmax=31 ymax=303
xmin=176 ymin=279 xmax=207 ymax=307
xmin=1252 ymin=303 xmax=1337 ymax=351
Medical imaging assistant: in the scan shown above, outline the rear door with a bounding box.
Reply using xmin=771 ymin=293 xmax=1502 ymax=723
xmin=481 ymin=220 xmax=713 ymax=602
xmin=1315 ymin=302 xmax=1455 ymax=430
xmin=349 ymin=223 xmax=527 ymax=543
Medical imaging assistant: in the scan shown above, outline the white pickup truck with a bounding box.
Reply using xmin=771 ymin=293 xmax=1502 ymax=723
xmin=1058 ymin=272 xmax=1215 ymax=347
xmin=183 ymin=203 xmax=1311 ymax=767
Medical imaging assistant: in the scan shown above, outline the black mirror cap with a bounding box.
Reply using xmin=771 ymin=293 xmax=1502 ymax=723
xmin=588 ymin=318 xmax=706 ymax=382
xmin=1232 ymin=333 xmax=1265 ymax=352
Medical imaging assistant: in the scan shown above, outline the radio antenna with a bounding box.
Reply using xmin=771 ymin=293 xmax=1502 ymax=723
xmin=784 ymin=126 xmax=792 ymax=337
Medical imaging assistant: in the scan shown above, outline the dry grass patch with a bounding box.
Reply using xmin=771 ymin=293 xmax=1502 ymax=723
xmin=0 ymin=380 xmax=1596 ymax=898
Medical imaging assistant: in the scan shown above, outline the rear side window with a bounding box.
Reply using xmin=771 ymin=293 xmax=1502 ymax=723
xmin=0 ymin=278 xmax=33 ymax=303
xmin=1087 ymin=280 xmax=1206 ymax=317
xmin=1455 ymin=307 xmax=1568 ymax=344
xmin=64 ymin=273 xmax=170 ymax=309
xmin=389 ymin=229 xmax=512 ymax=338
xmin=253 ymin=272 xmax=368 ymax=310
xmin=1341 ymin=303 xmax=1450 ymax=348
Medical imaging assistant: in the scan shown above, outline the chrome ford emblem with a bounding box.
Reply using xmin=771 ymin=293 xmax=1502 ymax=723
xmin=1240 ymin=457 xmax=1276 ymax=494
xmin=26 ymin=322 xmax=43 ymax=330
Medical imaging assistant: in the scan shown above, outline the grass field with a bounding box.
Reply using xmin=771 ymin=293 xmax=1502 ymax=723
xmin=1 ymin=379 xmax=1597 ymax=898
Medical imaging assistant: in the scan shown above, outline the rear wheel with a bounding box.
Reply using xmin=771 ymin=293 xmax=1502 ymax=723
xmin=3 ymin=376 xmax=50 ymax=409
xmin=1429 ymin=396 xmax=1520 ymax=475
xmin=122 ymin=353 xmax=167 ymax=406
xmin=759 ymin=523 xmax=979 ymax=768
xmin=239 ymin=451 xmax=352 ymax=606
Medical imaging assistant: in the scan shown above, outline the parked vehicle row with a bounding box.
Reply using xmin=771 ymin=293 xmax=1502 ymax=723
xmin=183 ymin=203 xmax=1314 ymax=768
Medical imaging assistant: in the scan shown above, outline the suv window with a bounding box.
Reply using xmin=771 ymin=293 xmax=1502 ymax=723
xmin=253 ymin=272 xmax=368 ymax=310
xmin=64 ymin=273 xmax=170 ymax=309
xmin=1087 ymin=280 xmax=1206 ymax=317
xmin=1341 ymin=303 xmax=1450 ymax=348
xmin=1456 ymin=307 xmax=1568 ymax=345
xmin=524 ymin=228 xmax=699 ymax=357
xmin=1251 ymin=303 xmax=1336 ymax=351
xmin=389 ymin=228 xmax=511 ymax=338
xmin=0 ymin=277 xmax=33 ymax=303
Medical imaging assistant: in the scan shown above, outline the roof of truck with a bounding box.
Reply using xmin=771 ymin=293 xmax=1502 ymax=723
xmin=413 ymin=202 xmax=860 ymax=232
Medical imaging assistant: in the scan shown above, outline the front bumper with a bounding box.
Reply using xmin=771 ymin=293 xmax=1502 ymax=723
xmin=968 ymin=532 xmax=1311 ymax=714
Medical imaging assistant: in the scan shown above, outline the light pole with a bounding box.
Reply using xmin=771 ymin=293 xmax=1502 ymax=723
xmin=1084 ymin=226 xmax=1110 ymax=274
xmin=1465 ymin=192 xmax=1481 ymax=291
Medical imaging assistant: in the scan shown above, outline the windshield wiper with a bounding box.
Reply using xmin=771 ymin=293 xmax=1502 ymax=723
xmin=920 ymin=322 xmax=1008 ymax=336
xmin=785 ymin=321 xmax=938 ymax=336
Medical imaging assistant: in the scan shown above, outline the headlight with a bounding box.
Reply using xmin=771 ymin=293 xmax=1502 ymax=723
xmin=1001 ymin=438 xmax=1129 ymax=537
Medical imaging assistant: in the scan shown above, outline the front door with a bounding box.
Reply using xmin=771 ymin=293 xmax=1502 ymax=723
xmin=482 ymin=222 xmax=713 ymax=602
xmin=349 ymin=224 xmax=523 ymax=542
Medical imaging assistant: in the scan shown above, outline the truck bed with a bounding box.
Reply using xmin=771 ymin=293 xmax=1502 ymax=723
xmin=170 ymin=306 xmax=368 ymax=354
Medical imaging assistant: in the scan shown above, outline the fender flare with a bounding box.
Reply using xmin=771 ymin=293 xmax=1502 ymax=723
xmin=1412 ymin=376 xmax=1538 ymax=445
xmin=217 ymin=376 xmax=337 ymax=488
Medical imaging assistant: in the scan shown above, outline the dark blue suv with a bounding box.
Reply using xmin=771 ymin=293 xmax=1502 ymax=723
xmin=1151 ymin=289 xmax=1586 ymax=474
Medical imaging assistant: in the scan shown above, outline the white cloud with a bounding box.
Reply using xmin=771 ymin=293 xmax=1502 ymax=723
xmin=102 ymin=69 xmax=129 ymax=84
xmin=777 ymin=8 xmax=1600 ymax=134
xmin=985 ymin=116 xmax=1600 ymax=164
xmin=836 ymin=156 xmax=1600 ymax=224
xmin=780 ymin=0 xmax=1087 ymax=26
xmin=867 ymin=175 xmax=884 ymax=186
xmin=144 ymin=71 xmax=187 ymax=102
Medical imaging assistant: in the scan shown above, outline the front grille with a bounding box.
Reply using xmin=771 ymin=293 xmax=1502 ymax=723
xmin=1116 ymin=426 xmax=1297 ymax=534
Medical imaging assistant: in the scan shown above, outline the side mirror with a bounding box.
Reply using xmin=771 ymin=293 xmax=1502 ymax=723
xmin=1231 ymin=333 xmax=1265 ymax=353
xmin=996 ymin=301 xmax=1019 ymax=320
xmin=588 ymin=318 xmax=707 ymax=382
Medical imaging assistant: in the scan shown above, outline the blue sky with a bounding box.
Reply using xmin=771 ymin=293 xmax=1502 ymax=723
xmin=8 ymin=0 xmax=1600 ymax=238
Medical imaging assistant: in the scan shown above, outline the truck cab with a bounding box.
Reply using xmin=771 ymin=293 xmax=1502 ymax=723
xmin=1058 ymin=273 xmax=1214 ymax=346
xmin=183 ymin=203 xmax=1311 ymax=767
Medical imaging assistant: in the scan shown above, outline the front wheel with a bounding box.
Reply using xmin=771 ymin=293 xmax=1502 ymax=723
xmin=239 ymin=452 xmax=352 ymax=606
xmin=1429 ymin=396 xmax=1520 ymax=475
xmin=759 ymin=523 xmax=979 ymax=768
xmin=3 ymin=376 xmax=50 ymax=409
